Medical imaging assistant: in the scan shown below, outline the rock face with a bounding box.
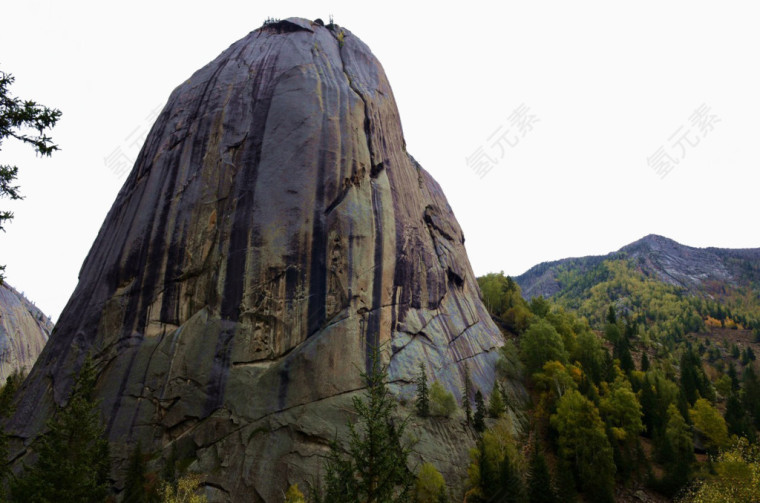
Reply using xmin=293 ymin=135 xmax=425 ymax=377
xmin=516 ymin=234 xmax=760 ymax=299
xmin=0 ymin=282 xmax=52 ymax=382
xmin=620 ymin=234 xmax=760 ymax=293
xmin=9 ymin=18 xmax=506 ymax=501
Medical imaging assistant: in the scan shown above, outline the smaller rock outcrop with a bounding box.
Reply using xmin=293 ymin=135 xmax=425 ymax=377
xmin=0 ymin=282 xmax=52 ymax=381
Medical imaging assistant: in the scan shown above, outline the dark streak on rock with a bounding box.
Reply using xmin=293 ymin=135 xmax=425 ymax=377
xmin=369 ymin=161 xmax=384 ymax=178
xmin=367 ymin=179 xmax=384 ymax=369
xmin=221 ymin=43 xmax=281 ymax=321
xmin=305 ymin=93 xmax=328 ymax=338
xmin=203 ymin=325 xmax=236 ymax=416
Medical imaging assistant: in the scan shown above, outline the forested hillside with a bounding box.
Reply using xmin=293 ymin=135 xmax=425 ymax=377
xmin=472 ymin=236 xmax=760 ymax=502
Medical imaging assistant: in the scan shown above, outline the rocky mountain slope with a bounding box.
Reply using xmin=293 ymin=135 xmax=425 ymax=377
xmin=8 ymin=18 xmax=511 ymax=501
xmin=517 ymin=234 xmax=760 ymax=301
xmin=0 ymin=282 xmax=52 ymax=382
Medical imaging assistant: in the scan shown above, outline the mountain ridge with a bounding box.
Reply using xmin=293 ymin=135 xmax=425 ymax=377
xmin=516 ymin=234 xmax=760 ymax=301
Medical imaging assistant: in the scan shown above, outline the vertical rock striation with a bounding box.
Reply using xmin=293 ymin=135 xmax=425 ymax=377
xmin=9 ymin=18 xmax=508 ymax=501
xmin=0 ymin=282 xmax=51 ymax=382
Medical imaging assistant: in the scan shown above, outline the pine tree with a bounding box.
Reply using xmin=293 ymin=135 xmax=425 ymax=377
xmin=725 ymin=392 xmax=754 ymax=441
xmin=727 ymin=361 xmax=739 ymax=391
xmin=320 ymin=347 xmax=414 ymax=502
xmin=474 ymin=436 xmax=500 ymax=502
xmin=0 ymin=68 xmax=62 ymax=279
xmin=416 ymin=362 xmax=430 ymax=417
xmin=0 ymin=369 xmax=25 ymax=498
xmin=554 ymin=460 xmax=577 ymax=503
xmin=498 ymin=448 xmax=526 ymax=503
xmin=655 ymin=404 xmax=694 ymax=496
xmin=527 ymin=441 xmax=555 ymax=503
xmin=613 ymin=337 xmax=635 ymax=374
xmin=551 ymin=390 xmax=615 ymax=503
xmin=11 ymin=355 xmax=110 ymax=502
xmin=488 ymin=381 xmax=505 ymax=418
xmin=0 ymin=368 xmax=25 ymax=417
xmin=680 ymin=349 xmax=711 ymax=405
xmin=640 ymin=352 xmax=650 ymax=372
xmin=743 ymin=366 xmax=760 ymax=429
xmin=606 ymin=306 xmax=617 ymax=325
xmin=123 ymin=442 xmax=149 ymax=503
xmin=473 ymin=390 xmax=486 ymax=433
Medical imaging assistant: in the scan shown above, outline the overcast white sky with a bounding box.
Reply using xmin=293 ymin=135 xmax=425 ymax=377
xmin=2 ymin=1 xmax=759 ymax=320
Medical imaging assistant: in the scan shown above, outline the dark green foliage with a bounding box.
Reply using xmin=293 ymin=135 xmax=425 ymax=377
xmin=488 ymin=382 xmax=505 ymax=418
xmin=529 ymin=297 xmax=551 ymax=318
xmin=553 ymin=461 xmax=577 ymax=503
xmin=473 ymin=438 xmax=499 ymax=502
xmin=571 ymin=330 xmax=607 ymax=385
xmin=478 ymin=261 xmax=760 ymax=501
xmin=162 ymin=443 xmax=178 ymax=487
xmin=731 ymin=344 xmax=741 ymax=358
xmin=477 ymin=273 xmax=533 ymax=333
xmin=606 ymin=306 xmax=617 ymax=325
xmin=0 ymin=368 xmax=25 ymax=496
xmin=727 ymin=361 xmax=739 ymax=391
xmin=473 ymin=391 xmax=486 ymax=433
xmin=600 ymin=376 xmax=644 ymax=482
xmin=496 ymin=340 xmax=525 ymax=381
xmin=551 ymin=390 xmax=615 ymax=503
xmin=527 ymin=442 xmax=555 ymax=503
xmin=123 ymin=442 xmax=151 ymax=503
xmin=602 ymin=350 xmax=617 ymax=383
xmin=11 ymin=355 xmax=110 ymax=502
xmin=742 ymin=346 xmax=756 ymax=365
xmin=603 ymin=321 xmax=621 ymax=346
xmin=0 ymin=68 xmax=62 ymax=278
xmin=638 ymin=381 xmax=655 ymax=437
xmin=320 ymin=348 xmax=414 ymax=502
xmin=640 ymin=352 xmax=650 ymax=372
xmin=520 ymin=319 xmax=568 ymax=374
xmin=743 ymin=365 xmax=760 ymax=429
xmin=725 ymin=391 xmax=755 ymax=441
xmin=651 ymin=404 xmax=694 ymax=497
xmin=553 ymin=259 xmax=708 ymax=344
xmin=498 ymin=450 xmax=527 ymax=503
xmin=613 ymin=334 xmax=634 ymax=374
xmin=470 ymin=436 xmax=526 ymax=503
xmin=639 ymin=373 xmax=678 ymax=438
xmin=415 ymin=362 xmax=430 ymax=418
xmin=429 ymin=381 xmax=457 ymax=418
xmin=680 ymin=349 xmax=712 ymax=405
xmin=0 ymin=368 xmax=24 ymax=417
